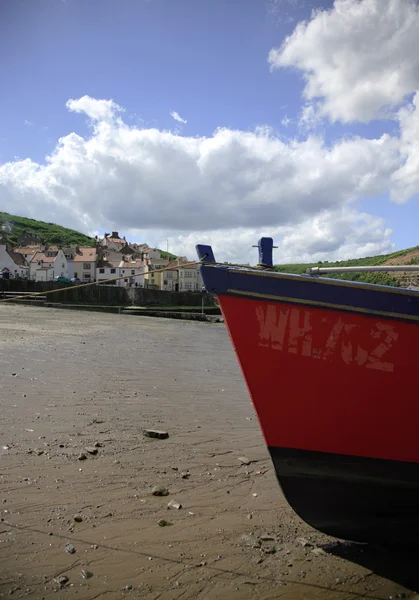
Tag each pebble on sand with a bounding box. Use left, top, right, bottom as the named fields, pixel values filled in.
left=81, top=569, right=93, bottom=579
left=85, top=447, right=99, bottom=455
left=143, top=429, right=169, bottom=440
left=238, top=456, right=251, bottom=465
left=152, top=486, right=170, bottom=496
left=78, top=452, right=87, bottom=461
left=158, top=519, right=172, bottom=527
left=55, top=575, right=69, bottom=588
left=74, top=515, right=83, bottom=523
left=65, top=543, right=76, bottom=554
left=167, top=499, right=182, bottom=510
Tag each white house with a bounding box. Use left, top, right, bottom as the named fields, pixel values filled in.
left=119, top=258, right=144, bottom=287
left=29, top=249, right=68, bottom=281
left=96, top=257, right=145, bottom=287
left=96, top=258, right=121, bottom=285
left=0, top=244, right=29, bottom=279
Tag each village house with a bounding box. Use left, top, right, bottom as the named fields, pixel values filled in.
left=96, top=258, right=120, bottom=284
left=143, top=248, right=161, bottom=261
left=62, top=244, right=79, bottom=279
left=0, top=244, right=29, bottom=279
left=96, top=255, right=144, bottom=287
left=178, top=262, right=203, bottom=292
left=14, top=245, right=43, bottom=264
left=159, top=260, right=179, bottom=291
left=119, top=257, right=144, bottom=287
left=29, top=248, right=68, bottom=281
left=143, top=259, right=170, bottom=289
left=72, top=247, right=97, bottom=282
left=101, top=232, right=128, bottom=251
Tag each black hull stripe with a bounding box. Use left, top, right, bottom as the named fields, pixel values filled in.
left=268, top=447, right=419, bottom=543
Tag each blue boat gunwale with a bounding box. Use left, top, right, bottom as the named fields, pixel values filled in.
left=199, top=262, right=419, bottom=324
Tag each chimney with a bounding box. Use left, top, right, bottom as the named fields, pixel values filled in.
left=112, top=231, right=119, bottom=239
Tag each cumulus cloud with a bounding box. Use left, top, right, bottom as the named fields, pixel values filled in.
left=157, top=209, right=394, bottom=265
left=391, top=91, right=419, bottom=203
left=0, top=95, right=406, bottom=263
left=170, top=111, right=187, bottom=124
left=269, top=0, right=419, bottom=124
left=66, top=95, right=124, bottom=122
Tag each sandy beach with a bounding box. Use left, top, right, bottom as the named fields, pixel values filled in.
left=0, top=305, right=417, bottom=600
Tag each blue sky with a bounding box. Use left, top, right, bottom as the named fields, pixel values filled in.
left=1, top=0, right=419, bottom=263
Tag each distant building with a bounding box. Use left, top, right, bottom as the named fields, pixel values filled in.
left=0, top=244, right=29, bottom=279
left=72, top=247, right=97, bottom=282
left=29, top=249, right=68, bottom=282
left=16, top=231, right=41, bottom=246
left=178, top=262, right=202, bottom=292
left=1, top=221, right=13, bottom=234
left=119, top=257, right=144, bottom=287
left=96, top=258, right=120, bottom=285
left=14, top=245, right=43, bottom=264
left=101, top=232, right=128, bottom=251
left=96, top=255, right=145, bottom=287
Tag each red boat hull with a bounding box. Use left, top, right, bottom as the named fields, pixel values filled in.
left=217, top=293, right=419, bottom=542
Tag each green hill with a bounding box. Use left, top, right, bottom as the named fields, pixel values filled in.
left=0, top=212, right=177, bottom=259
left=0, top=211, right=95, bottom=247
left=275, top=246, right=419, bottom=288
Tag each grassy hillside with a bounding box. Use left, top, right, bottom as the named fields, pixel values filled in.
left=0, top=212, right=95, bottom=247
left=0, top=212, right=178, bottom=259
left=275, top=246, right=419, bottom=288
left=159, top=250, right=178, bottom=261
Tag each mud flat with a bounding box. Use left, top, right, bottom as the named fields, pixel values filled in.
left=0, top=305, right=417, bottom=600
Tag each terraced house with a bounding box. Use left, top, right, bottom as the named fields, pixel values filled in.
left=72, top=247, right=97, bottom=282
left=29, top=248, right=68, bottom=281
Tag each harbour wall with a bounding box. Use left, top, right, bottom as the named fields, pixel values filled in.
left=0, top=279, right=216, bottom=307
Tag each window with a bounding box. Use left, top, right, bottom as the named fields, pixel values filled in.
left=83, top=263, right=91, bottom=269
left=131, top=270, right=135, bottom=275
left=74, top=272, right=78, bottom=278
left=83, top=274, right=91, bottom=281
left=99, top=268, right=105, bottom=274
left=62, top=264, right=65, bottom=268
left=110, top=268, right=116, bottom=274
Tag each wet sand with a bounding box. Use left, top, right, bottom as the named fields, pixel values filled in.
left=0, top=305, right=417, bottom=600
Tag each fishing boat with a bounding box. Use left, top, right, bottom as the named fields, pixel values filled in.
left=196, top=238, right=419, bottom=544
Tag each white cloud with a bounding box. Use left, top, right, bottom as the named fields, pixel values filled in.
left=66, top=95, right=124, bottom=122
left=24, top=120, right=33, bottom=127
left=157, top=208, right=394, bottom=265
left=280, top=116, right=292, bottom=127
left=268, top=0, right=419, bottom=124
left=0, top=95, right=405, bottom=263
left=391, top=91, right=419, bottom=203
left=170, top=111, right=187, bottom=124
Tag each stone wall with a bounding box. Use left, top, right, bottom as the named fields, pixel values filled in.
left=0, top=279, right=216, bottom=307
